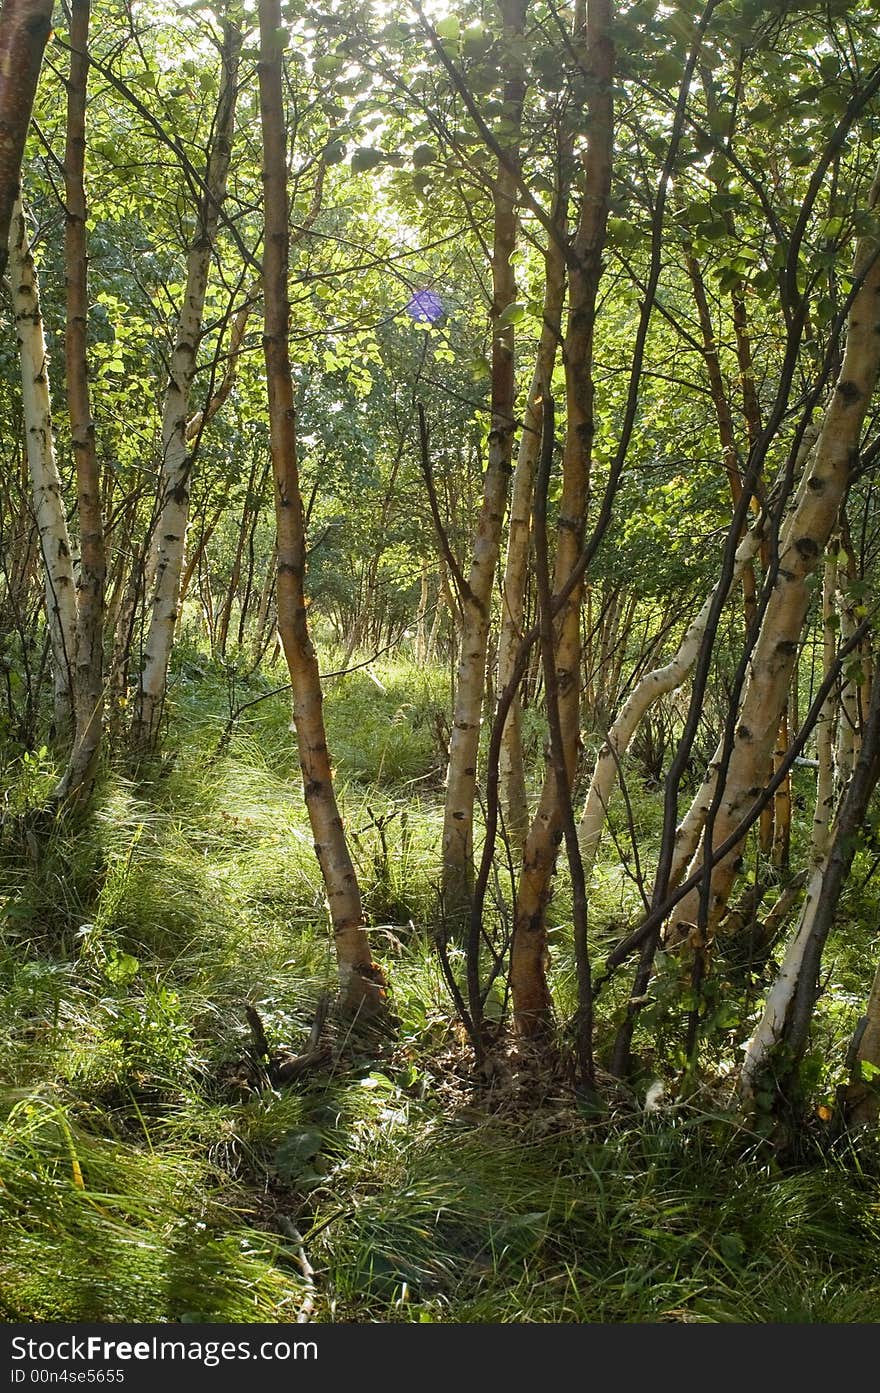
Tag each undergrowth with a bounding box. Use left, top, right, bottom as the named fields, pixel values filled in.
left=1, top=652, right=879, bottom=1322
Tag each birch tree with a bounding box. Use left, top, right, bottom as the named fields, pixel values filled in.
left=440, top=0, right=527, bottom=931
left=510, top=0, right=614, bottom=1036
left=131, top=20, right=242, bottom=754
left=8, top=201, right=77, bottom=736
left=668, top=164, right=880, bottom=947
left=0, top=0, right=53, bottom=281
left=257, top=0, right=384, bottom=1016
left=55, top=0, right=104, bottom=803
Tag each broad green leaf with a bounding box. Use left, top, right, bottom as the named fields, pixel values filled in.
left=350, top=147, right=384, bottom=173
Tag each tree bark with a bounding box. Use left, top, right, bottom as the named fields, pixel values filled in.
left=251, top=543, right=276, bottom=665
left=415, top=556, right=429, bottom=665
left=740, top=655, right=880, bottom=1105
left=9, top=200, right=77, bottom=737
left=842, top=960, right=880, bottom=1128
left=669, top=167, right=880, bottom=944
left=0, top=0, right=53, bottom=282
left=771, top=707, right=791, bottom=869
left=834, top=525, right=861, bottom=790
left=576, top=524, right=763, bottom=882
left=497, top=217, right=566, bottom=858
left=55, top=0, right=105, bottom=805
left=440, top=0, right=527, bottom=932
left=685, top=247, right=758, bottom=626
left=131, top=22, right=241, bottom=753
left=258, top=0, right=383, bottom=1015
left=510, top=0, right=614, bottom=1037
left=217, top=458, right=257, bottom=657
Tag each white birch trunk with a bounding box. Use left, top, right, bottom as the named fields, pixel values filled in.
left=812, top=547, right=839, bottom=857
left=577, top=524, right=763, bottom=880
left=834, top=578, right=859, bottom=791
left=496, top=229, right=566, bottom=855
left=844, top=961, right=880, bottom=1127
left=739, top=860, right=825, bottom=1101
left=669, top=168, right=880, bottom=943
left=132, top=28, right=240, bottom=751
left=9, top=200, right=77, bottom=734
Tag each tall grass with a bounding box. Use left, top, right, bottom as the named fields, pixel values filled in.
left=1, top=651, right=879, bottom=1322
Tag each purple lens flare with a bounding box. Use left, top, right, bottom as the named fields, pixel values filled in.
left=406, top=289, right=444, bottom=323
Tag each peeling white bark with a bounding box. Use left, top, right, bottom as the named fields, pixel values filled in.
left=577, top=523, right=763, bottom=880
left=739, top=861, right=824, bottom=1101
left=9, top=200, right=76, bottom=733
left=670, top=166, right=880, bottom=943
left=133, top=28, right=240, bottom=751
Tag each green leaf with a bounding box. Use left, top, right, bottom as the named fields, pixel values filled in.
left=716, top=1233, right=746, bottom=1264
left=103, top=951, right=140, bottom=985
left=412, top=170, right=432, bottom=197
left=350, top=147, right=384, bottom=173
left=467, top=355, right=491, bottom=381
left=274, top=1128, right=323, bottom=1181
left=607, top=217, right=640, bottom=248
left=435, top=16, right=460, bottom=42
left=654, top=53, right=683, bottom=88
left=818, top=216, right=845, bottom=242
left=496, top=301, right=526, bottom=327
left=412, top=144, right=436, bottom=169
left=702, top=218, right=729, bottom=241
left=844, top=659, right=865, bottom=687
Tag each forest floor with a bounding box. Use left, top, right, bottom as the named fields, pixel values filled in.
left=2, top=643, right=880, bottom=1322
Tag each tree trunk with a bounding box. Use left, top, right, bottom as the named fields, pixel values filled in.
left=497, top=219, right=567, bottom=858
left=131, top=23, right=241, bottom=753
left=55, top=0, right=105, bottom=805
left=685, top=247, right=758, bottom=626
left=842, top=960, right=880, bottom=1129
left=106, top=542, right=145, bottom=737
left=510, top=0, right=614, bottom=1037
left=217, top=460, right=257, bottom=657
left=251, top=545, right=276, bottom=665
left=237, top=457, right=270, bottom=647
left=258, top=0, right=383, bottom=1016
left=426, top=565, right=445, bottom=664
left=440, top=0, right=527, bottom=932
left=0, top=0, right=53, bottom=282
left=834, top=526, right=861, bottom=790
left=415, top=556, right=429, bottom=665
left=739, top=655, right=880, bottom=1106
left=771, top=707, right=791, bottom=870
left=9, top=200, right=77, bottom=737
left=812, top=546, right=839, bottom=856
left=668, top=168, right=880, bottom=944
left=577, top=524, right=763, bottom=881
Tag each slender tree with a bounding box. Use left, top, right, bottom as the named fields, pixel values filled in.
left=497, top=194, right=567, bottom=857
left=668, top=164, right=880, bottom=945
left=131, top=19, right=242, bottom=754
left=55, top=0, right=104, bottom=803
left=510, top=0, right=614, bottom=1037
left=0, top=0, right=53, bottom=282
left=440, top=0, right=528, bottom=932
left=9, top=200, right=77, bottom=736
left=257, top=0, right=384, bottom=1015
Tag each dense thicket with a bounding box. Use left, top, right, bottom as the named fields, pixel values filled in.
left=3, top=0, right=880, bottom=1324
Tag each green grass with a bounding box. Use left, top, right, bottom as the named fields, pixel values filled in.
left=1, top=650, right=879, bottom=1322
